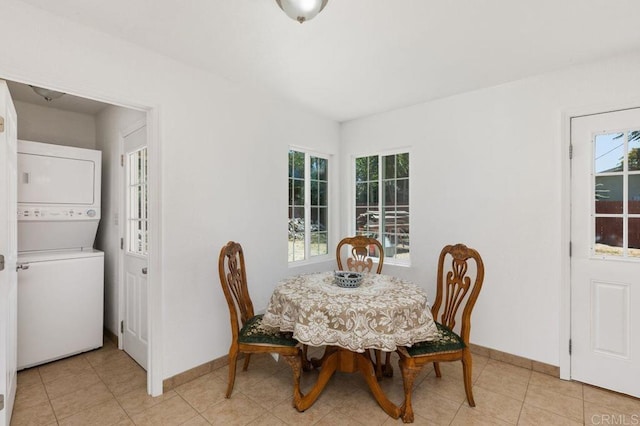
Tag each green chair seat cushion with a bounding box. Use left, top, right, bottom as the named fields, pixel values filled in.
left=238, top=314, right=298, bottom=347
left=406, top=322, right=466, bottom=356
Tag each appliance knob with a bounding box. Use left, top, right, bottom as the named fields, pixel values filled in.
left=87, top=209, right=96, bottom=218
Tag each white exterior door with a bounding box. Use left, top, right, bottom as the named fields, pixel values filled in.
left=571, top=109, right=640, bottom=397
left=0, top=80, right=18, bottom=426
left=122, top=125, right=148, bottom=370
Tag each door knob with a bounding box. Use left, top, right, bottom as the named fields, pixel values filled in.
left=16, top=263, right=29, bottom=271
left=142, top=267, right=147, bottom=275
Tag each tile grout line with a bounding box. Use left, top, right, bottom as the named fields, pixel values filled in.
left=514, top=369, right=533, bottom=425
left=172, top=384, right=213, bottom=426
left=35, top=366, right=62, bottom=426
left=83, top=350, right=138, bottom=425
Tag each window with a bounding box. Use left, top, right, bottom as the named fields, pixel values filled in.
left=127, top=147, right=148, bottom=255
left=355, top=152, right=409, bottom=263
left=593, top=130, right=640, bottom=258
left=288, top=149, right=329, bottom=262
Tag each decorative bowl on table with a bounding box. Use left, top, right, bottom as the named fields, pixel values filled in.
left=334, top=271, right=363, bottom=288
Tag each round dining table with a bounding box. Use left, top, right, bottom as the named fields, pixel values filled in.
left=262, top=271, right=437, bottom=418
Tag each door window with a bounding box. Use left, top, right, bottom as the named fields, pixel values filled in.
left=593, top=131, right=640, bottom=258
left=127, top=147, right=148, bottom=256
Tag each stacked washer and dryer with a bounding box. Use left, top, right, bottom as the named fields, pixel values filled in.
left=16, top=140, right=104, bottom=370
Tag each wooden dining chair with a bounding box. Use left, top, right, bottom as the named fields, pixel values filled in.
left=336, top=235, right=384, bottom=274
left=397, top=243, right=485, bottom=423
left=218, top=241, right=303, bottom=405
left=334, top=235, right=391, bottom=377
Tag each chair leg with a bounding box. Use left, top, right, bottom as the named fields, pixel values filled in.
left=399, top=359, right=421, bottom=423
left=375, top=350, right=383, bottom=380
left=242, top=353, right=252, bottom=371
left=383, top=351, right=393, bottom=377
left=461, top=349, right=475, bottom=407
left=301, top=344, right=312, bottom=371
left=282, top=353, right=304, bottom=408
left=226, top=346, right=239, bottom=398
left=433, top=361, right=442, bottom=377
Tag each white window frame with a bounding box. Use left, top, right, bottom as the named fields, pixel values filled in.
left=352, top=148, right=411, bottom=267
left=126, top=146, right=148, bottom=257
left=288, top=147, right=331, bottom=265
left=592, top=129, right=640, bottom=260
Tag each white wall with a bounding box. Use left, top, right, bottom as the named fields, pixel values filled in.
left=14, top=100, right=96, bottom=148
left=341, top=51, right=640, bottom=366
left=0, top=0, right=340, bottom=380
left=95, top=105, right=146, bottom=335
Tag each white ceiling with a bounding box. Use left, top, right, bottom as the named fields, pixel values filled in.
left=15, top=0, right=640, bottom=122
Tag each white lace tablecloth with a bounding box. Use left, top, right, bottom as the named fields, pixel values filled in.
left=262, top=272, right=437, bottom=353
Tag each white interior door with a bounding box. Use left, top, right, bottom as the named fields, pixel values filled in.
left=0, top=80, right=18, bottom=426
left=122, top=125, right=148, bottom=370
left=571, top=108, right=640, bottom=397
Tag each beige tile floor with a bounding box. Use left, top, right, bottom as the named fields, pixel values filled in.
left=11, top=341, right=640, bottom=425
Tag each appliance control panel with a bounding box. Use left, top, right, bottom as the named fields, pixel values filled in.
left=17, top=206, right=101, bottom=221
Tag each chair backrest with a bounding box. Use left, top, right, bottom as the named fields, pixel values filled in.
left=431, top=244, right=484, bottom=344
left=336, top=235, right=384, bottom=274
left=218, top=241, right=255, bottom=340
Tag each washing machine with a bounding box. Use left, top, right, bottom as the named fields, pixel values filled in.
left=16, top=140, right=104, bottom=369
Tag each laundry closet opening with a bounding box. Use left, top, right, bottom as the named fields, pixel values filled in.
left=6, top=80, right=150, bottom=374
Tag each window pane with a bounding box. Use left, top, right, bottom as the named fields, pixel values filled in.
left=293, top=179, right=304, bottom=205
left=317, top=207, right=327, bottom=230
left=356, top=183, right=367, bottom=206
left=293, top=207, right=304, bottom=221
left=355, top=157, right=368, bottom=182
left=397, top=153, right=409, bottom=178
left=629, top=218, right=640, bottom=258
left=288, top=150, right=294, bottom=176
left=292, top=151, right=304, bottom=178
left=595, top=217, right=623, bottom=256
left=310, top=157, right=318, bottom=180
left=397, top=178, right=409, bottom=205
left=384, top=181, right=396, bottom=206
left=384, top=155, right=396, bottom=179
left=368, top=182, right=378, bottom=205
left=318, top=182, right=328, bottom=206
left=629, top=131, right=640, bottom=172
left=288, top=179, right=293, bottom=205
left=396, top=233, right=410, bottom=260
left=310, top=181, right=319, bottom=205
left=595, top=133, right=624, bottom=173
left=629, top=174, right=640, bottom=214
left=144, top=220, right=149, bottom=254
left=355, top=208, right=368, bottom=232
left=595, top=175, right=623, bottom=214
left=289, top=206, right=305, bottom=262
left=398, top=209, right=409, bottom=234
left=310, top=232, right=328, bottom=256
left=356, top=208, right=379, bottom=235
left=368, top=156, right=378, bottom=180
left=317, top=157, right=328, bottom=181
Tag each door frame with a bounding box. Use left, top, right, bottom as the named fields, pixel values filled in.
left=561, top=99, right=640, bottom=381
left=0, top=73, right=164, bottom=396
left=118, top=119, right=148, bottom=368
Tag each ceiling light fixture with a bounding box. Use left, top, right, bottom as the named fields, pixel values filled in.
left=276, top=0, right=328, bottom=24
left=29, top=85, right=65, bottom=102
